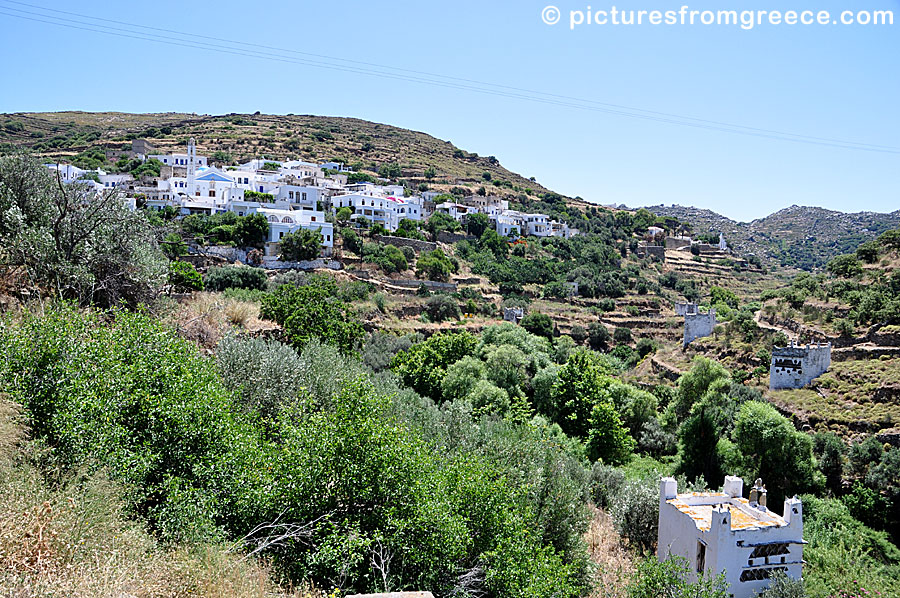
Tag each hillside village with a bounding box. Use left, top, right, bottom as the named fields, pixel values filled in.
left=1, top=113, right=900, bottom=598
left=47, top=138, right=577, bottom=258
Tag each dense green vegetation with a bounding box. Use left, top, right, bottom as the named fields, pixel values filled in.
left=2, top=146, right=899, bottom=597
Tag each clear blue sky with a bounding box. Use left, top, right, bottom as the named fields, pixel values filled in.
left=1, top=0, right=897, bottom=221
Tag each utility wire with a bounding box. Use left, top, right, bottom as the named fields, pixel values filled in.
left=3, top=0, right=897, bottom=151
left=1, top=0, right=897, bottom=154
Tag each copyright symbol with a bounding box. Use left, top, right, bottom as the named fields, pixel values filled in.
left=542, top=5, right=561, bottom=25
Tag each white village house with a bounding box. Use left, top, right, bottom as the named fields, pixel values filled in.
left=658, top=476, right=804, bottom=598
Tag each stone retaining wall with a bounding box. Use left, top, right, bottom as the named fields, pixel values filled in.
left=372, top=235, right=437, bottom=252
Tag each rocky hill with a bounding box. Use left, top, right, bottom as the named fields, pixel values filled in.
left=646, top=204, right=900, bottom=271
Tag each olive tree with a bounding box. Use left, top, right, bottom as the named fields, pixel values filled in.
left=0, top=153, right=166, bottom=307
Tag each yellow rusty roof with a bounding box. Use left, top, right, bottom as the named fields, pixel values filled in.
left=667, top=494, right=786, bottom=531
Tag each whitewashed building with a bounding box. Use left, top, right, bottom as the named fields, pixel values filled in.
left=658, top=476, right=804, bottom=598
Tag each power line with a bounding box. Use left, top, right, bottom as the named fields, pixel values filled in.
left=7, top=0, right=897, bottom=153
left=1, top=0, right=897, bottom=154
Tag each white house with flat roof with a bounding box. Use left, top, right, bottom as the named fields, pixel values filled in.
left=45, top=163, right=85, bottom=183
left=658, top=476, right=804, bottom=598
left=149, top=151, right=207, bottom=168
left=332, top=193, right=414, bottom=231
left=275, top=185, right=324, bottom=210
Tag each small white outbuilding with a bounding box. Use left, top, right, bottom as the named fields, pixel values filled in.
left=657, top=476, right=804, bottom=598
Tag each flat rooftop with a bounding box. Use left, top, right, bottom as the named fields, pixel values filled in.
left=668, top=492, right=787, bottom=532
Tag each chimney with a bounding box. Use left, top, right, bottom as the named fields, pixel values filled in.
left=723, top=475, right=743, bottom=498
left=660, top=477, right=677, bottom=501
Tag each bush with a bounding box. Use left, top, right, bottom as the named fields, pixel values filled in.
left=278, top=227, right=322, bottom=261
left=416, top=248, right=454, bottom=281
left=827, top=254, right=864, bottom=278
left=390, top=331, right=477, bottom=401
left=216, top=335, right=304, bottom=420
left=233, top=212, right=269, bottom=248
left=627, top=556, right=728, bottom=598
left=425, top=294, right=461, bottom=322
left=360, top=332, right=419, bottom=373
left=521, top=312, right=554, bottom=339
left=168, top=260, right=203, bottom=292
left=342, top=227, right=363, bottom=255
left=205, top=265, right=268, bottom=292
left=589, top=462, right=625, bottom=509
left=543, top=281, right=570, bottom=298
left=587, top=401, right=635, bottom=465
left=0, top=300, right=591, bottom=598
left=730, top=401, right=821, bottom=506
left=613, top=327, right=632, bottom=344
left=0, top=305, right=257, bottom=542
left=569, top=325, right=587, bottom=345
left=635, top=337, right=658, bottom=358
left=260, top=280, right=365, bottom=355
left=758, top=571, right=807, bottom=598
left=610, top=477, right=660, bottom=554
left=588, top=322, right=611, bottom=350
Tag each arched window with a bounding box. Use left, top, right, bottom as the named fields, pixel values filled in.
left=268, top=216, right=278, bottom=223
left=282, top=217, right=294, bottom=224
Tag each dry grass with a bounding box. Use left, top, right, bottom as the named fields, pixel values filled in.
left=0, top=397, right=318, bottom=598
left=224, top=300, right=260, bottom=326
left=585, top=506, right=634, bottom=598
left=0, top=396, right=24, bottom=464
left=166, top=292, right=270, bottom=349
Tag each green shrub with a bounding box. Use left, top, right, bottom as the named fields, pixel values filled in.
left=521, top=312, right=554, bottom=339
left=278, top=227, right=322, bottom=261
left=610, top=477, right=660, bottom=554
left=168, top=260, right=203, bottom=292
left=588, top=322, right=611, bottom=350
left=425, top=293, right=461, bottom=322
left=416, top=248, right=454, bottom=281
left=613, top=326, right=632, bottom=344
left=260, top=281, right=364, bottom=355
left=543, top=281, right=570, bottom=298
left=216, top=335, right=304, bottom=420
left=205, top=265, right=268, bottom=292
left=758, top=571, right=806, bottom=598
left=0, top=305, right=257, bottom=542
left=627, top=556, right=728, bottom=598
left=391, top=332, right=477, bottom=401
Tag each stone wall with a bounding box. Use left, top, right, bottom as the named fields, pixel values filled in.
left=189, top=245, right=249, bottom=264
left=262, top=257, right=343, bottom=271
left=665, top=236, right=692, bottom=250
left=437, top=231, right=477, bottom=244
left=636, top=244, right=666, bottom=261
left=683, top=309, right=716, bottom=346
left=391, top=279, right=457, bottom=292
left=769, top=342, right=832, bottom=390
left=372, top=235, right=437, bottom=252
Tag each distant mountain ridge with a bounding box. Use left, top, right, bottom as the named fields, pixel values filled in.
left=645, top=204, right=900, bottom=271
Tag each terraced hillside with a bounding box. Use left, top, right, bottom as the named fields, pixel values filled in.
left=647, top=203, right=900, bottom=271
